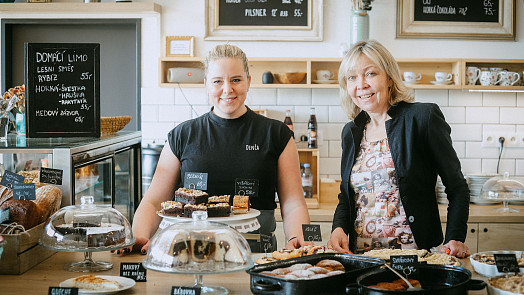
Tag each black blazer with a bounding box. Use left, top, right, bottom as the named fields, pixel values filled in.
left=332, top=101, right=470, bottom=251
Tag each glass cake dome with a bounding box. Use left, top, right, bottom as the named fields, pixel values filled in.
left=480, top=172, right=524, bottom=213
left=39, top=196, right=135, bottom=272
left=143, top=211, right=253, bottom=295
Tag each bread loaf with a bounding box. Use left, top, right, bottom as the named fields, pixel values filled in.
left=34, top=185, right=62, bottom=223
left=0, top=186, right=13, bottom=207
left=0, top=199, right=41, bottom=230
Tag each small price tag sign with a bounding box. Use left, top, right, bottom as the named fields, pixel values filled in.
left=260, top=233, right=273, bottom=253
left=0, top=208, right=9, bottom=224
left=235, top=178, right=259, bottom=199
left=171, top=286, right=201, bottom=295
left=13, top=183, right=36, bottom=200
left=390, top=255, right=419, bottom=274
left=120, top=262, right=147, bottom=282
left=40, top=167, right=63, bottom=185
left=184, top=172, right=208, bottom=191
left=494, top=253, right=520, bottom=273
left=0, top=170, right=24, bottom=189
left=302, top=224, right=322, bottom=242
left=48, top=287, right=79, bottom=295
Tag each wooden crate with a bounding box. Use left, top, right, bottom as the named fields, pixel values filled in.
left=320, top=180, right=341, bottom=204
left=0, top=223, right=56, bottom=274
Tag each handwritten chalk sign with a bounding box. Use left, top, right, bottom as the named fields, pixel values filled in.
left=414, top=0, right=499, bottom=23
left=184, top=172, right=208, bottom=191
left=0, top=170, right=24, bottom=189
left=13, top=183, right=36, bottom=200
left=171, top=286, right=201, bottom=295
left=25, top=43, right=100, bottom=138
left=40, top=167, right=63, bottom=185
left=390, top=255, right=419, bottom=274
left=302, top=224, right=321, bottom=242
left=235, top=178, right=259, bottom=199
left=218, top=0, right=309, bottom=27
left=0, top=208, right=9, bottom=224
left=494, top=253, right=520, bottom=273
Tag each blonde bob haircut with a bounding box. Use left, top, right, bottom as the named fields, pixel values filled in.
left=203, top=44, right=250, bottom=78
left=338, top=39, right=414, bottom=120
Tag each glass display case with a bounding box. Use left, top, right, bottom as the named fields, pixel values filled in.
left=0, top=131, right=141, bottom=222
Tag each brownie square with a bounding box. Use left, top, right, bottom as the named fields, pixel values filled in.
left=161, top=201, right=184, bottom=217
left=183, top=203, right=207, bottom=218
left=207, top=203, right=231, bottom=217
left=175, top=188, right=209, bottom=204
left=208, top=195, right=231, bottom=205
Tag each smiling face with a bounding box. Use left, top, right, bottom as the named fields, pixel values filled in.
left=345, top=54, right=392, bottom=116
left=205, top=57, right=251, bottom=119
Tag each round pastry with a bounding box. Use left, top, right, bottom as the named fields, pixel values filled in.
left=310, top=273, right=328, bottom=279
left=308, top=266, right=330, bottom=274
left=287, top=263, right=313, bottom=271
left=256, top=256, right=277, bottom=265
left=325, top=270, right=345, bottom=277
left=289, top=269, right=315, bottom=278
left=272, top=248, right=302, bottom=260
left=270, top=267, right=291, bottom=276
left=315, top=259, right=345, bottom=272
left=282, top=273, right=299, bottom=280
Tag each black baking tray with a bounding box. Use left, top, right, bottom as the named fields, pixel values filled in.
left=248, top=253, right=385, bottom=295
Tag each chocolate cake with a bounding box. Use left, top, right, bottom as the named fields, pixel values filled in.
left=183, top=203, right=207, bottom=218
left=207, top=203, right=231, bottom=217
left=161, top=201, right=184, bottom=217
left=174, top=188, right=209, bottom=204
left=190, top=232, right=216, bottom=263
left=55, top=223, right=126, bottom=248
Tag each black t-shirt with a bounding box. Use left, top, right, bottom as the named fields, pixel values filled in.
left=168, top=107, right=293, bottom=210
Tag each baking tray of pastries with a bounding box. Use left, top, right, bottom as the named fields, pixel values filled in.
left=471, top=251, right=524, bottom=277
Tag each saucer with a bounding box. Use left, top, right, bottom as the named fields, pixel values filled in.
left=430, top=80, right=453, bottom=85
left=313, top=80, right=337, bottom=84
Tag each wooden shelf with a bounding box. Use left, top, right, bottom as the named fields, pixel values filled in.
left=298, top=147, right=320, bottom=209
left=159, top=57, right=524, bottom=91
left=0, top=3, right=161, bottom=14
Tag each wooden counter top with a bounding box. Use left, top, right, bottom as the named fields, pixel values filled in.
left=276, top=203, right=524, bottom=223
left=0, top=251, right=491, bottom=295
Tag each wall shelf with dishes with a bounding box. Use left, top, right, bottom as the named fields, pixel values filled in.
left=159, top=57, right=524, bottom=91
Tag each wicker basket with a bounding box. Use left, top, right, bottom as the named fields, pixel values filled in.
left=100, top=116, right=132, bottom=134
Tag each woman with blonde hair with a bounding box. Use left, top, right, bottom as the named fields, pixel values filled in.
left=328, top=40, right=470, bottom=258
left=126, top=44, right=310, bottom=254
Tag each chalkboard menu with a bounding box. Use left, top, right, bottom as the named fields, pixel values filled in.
left=218, top=0, right=309, bottom=27
left=25, top=43, right=100, bottom=138
left=414, top=0, right=499, bottom=23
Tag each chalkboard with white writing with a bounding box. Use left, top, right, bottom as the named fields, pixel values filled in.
left=218, top=0, right=309, bottom=27
left=25, top=43, right=100, bottom=138
left=414, top=0, right=499, bottom=23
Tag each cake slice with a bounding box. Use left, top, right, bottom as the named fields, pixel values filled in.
left=72, top=274, right=119, bottom=290
left=232, top=195, right=250, bottom=214
left=208, top=195, right=230, bottom=204
left=183, top=203, right=207, bottom=218
left=174, top=188, right=208, bottom=204
left=207, top=203, right=231, bottom=217
left=160, top=201, right=184, bottom=217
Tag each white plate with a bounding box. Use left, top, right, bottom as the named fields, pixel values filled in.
left=470, top=198, right=502, bottom=205
left=470, top=251, right=524, bottom=277
left=430, top=80, right=453, bottom=85
left=59, top=276, right=136, bottom=294
left=158, top=208, right=261, bottom=222
left=313, top=80, right=337, bottom=84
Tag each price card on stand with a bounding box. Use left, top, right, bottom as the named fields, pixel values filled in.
left=48, top=287, right=78, bottom=295
left=120, top=262, right=147, bottom=282
left=390, top=255, right=419, bottom=274
left=171, top=286, right=201, bottom=295
left=40, top=167, right=63, bottom=185
left=13, top=183, right=36, bottom=200
left=0, top=170, right=24, bottom=189
left=184, top=172, right=208, bottom=191
left=302, top=224, right=322, bottom=242
left=494, top=253, right=520, bottom=273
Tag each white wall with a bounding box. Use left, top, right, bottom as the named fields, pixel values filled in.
left=139, top=0, right=524, bottom=178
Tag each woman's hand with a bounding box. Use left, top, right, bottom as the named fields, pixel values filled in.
left=112, top=236, right=151, bottom=256
left=442, top=240, right=470, bottom=258
left=327, top=227, right=351, bottom=254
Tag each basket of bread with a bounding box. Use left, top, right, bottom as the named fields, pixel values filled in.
left=100, top=116, right=132, bottom=134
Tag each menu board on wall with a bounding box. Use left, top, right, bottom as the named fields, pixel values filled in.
left=217, top=0, right=309, bottom=27
left=414, top=0, right=499, bottom=23
left=25, top=43, right=100, bottom=138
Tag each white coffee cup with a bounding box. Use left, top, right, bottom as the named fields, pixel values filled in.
left=498, top=71, right=521, bottom=86
left=466, top=67, right=481, bottom=85
left=316, top=70, right=335, bottom=81
left=403, top=72, right=421, bottom=83
left=479, top=70, right=499, bottom=86
left=435, top=72, right=452, bottom=82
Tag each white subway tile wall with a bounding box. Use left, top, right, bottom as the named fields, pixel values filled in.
left=141, top=88, right=524, bottom=177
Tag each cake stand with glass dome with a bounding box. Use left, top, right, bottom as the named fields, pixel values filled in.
left=39, top=196, right=135, bottom=272
left=143, top=211, right=254, bottom=295
left=480, top=172, right=524, bottom=213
